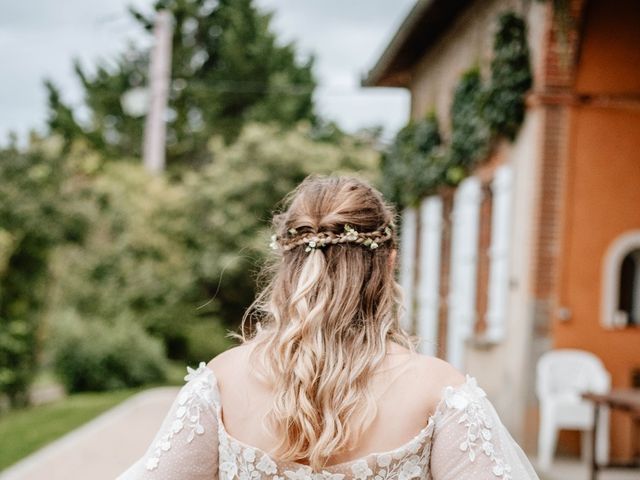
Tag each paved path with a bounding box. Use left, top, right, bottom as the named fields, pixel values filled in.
left=0, top=387, right=179, bottom=480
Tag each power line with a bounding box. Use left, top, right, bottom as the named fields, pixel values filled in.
left=185, top=82, right=404, bottom=96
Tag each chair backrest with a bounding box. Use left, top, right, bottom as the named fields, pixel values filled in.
left=536, top=349, right=611, bottom=399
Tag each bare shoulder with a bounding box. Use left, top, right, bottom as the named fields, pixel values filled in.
left=206, top=342, right=465, bottom=416
left=414, top=355, right=465, bottom=415
left=412, top=353, right=466, bottom=389
left=206, top=342, right=254, bottom=377
left=387, top=345, right=466, bottom=413
left=386, top=342, right=465, bottom=387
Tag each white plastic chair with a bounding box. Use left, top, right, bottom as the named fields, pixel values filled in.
left=536, top=349, right=611, bottom=471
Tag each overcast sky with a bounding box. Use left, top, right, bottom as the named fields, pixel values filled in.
left=0, top=0, right=415, bottom=146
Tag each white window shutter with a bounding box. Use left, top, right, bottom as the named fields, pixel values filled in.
left=447, top=176, right=481, bottom=370
left=399, top=207, right=418, bottom=332
left=485, top=164, right=513, bottom=342
left=416, top=195, right=443, bottom=356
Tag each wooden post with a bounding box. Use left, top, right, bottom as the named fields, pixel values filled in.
left=143, top=10, right=173, bottom=174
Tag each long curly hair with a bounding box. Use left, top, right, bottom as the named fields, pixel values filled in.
left=235, top=175, right=417, bottom=469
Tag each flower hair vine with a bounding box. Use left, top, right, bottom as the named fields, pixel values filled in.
left=270, top=223, right=394, bottom=253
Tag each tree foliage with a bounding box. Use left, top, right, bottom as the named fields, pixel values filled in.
left=0, top=124, right=378, bottom=401
left=45, top=124, right=378, bottom=359
left=50, top=312, right=168, bottom=393
left=44, top=146, right=200, bottom=359
left=0, top=140, right=87, bottom=405
left=45, top=0, right=316, bottom=169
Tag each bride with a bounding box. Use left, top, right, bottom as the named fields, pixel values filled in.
left=119, top=175, right=539, bottom=479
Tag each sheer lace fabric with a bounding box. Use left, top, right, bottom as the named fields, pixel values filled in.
left=118, top=363, right=539, bottom=480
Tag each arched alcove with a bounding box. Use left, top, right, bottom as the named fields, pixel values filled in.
left=601, top=230, right=640, bottom=328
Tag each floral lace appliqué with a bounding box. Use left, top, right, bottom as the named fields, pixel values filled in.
left=442, top=376, right=512, bottom=479
left=217, top=404, right=435, bottom=480
left=157, top=364, right=514, bottom=480
left=145, top=362, right=216, bottom=471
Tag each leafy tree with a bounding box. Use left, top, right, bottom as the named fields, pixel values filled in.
left=0, top=139, right=87, bottom=405
left=45, top=0, right=316, bottom=169
left=44, top=150, right=198, bottom=359
left=43, top=124, right=378, bottom=366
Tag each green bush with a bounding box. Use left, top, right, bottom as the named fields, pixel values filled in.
left=45, top=153, right=198, bottom=359
left=183, top=321, right=237, bottom=365
left=0, top=139, right=88, bottom=405
left=1, top=123, right=378, bottom=400
left=45, top=125, right=378, bottom=362
left=50, top=313, right=167, bottom=392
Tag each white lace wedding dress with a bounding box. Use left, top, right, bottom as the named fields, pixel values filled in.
left=118, top=363, right=540, bottom=480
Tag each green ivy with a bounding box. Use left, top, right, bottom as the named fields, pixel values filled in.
left=384, top=11, right=532, bottom=209
left=380, top=113, right=442, bottom=207
left=485, top=13, right=533, bottom=139
left=449, top=68, right=491, bottom=170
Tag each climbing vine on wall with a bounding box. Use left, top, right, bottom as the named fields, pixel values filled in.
left=380, top=113, right=442, bottom=207
left=449, top=68, right=491, bottom=172
left=485, top=13, right=533, bottom=139
left=384, top=11, right=532, bottom=208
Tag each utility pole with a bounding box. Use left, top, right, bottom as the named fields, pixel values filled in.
left=143, top=10, right=173, bottom=174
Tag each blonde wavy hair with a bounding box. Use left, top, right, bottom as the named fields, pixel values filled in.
left=235, top=175, right=417, bottom=469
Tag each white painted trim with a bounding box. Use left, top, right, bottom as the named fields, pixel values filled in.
left=416, top=195, right=443, bottom=355
left=447, top=176, right=482, bottom=369
left=399, top=207, right=418, bottom=332
left=601, top=229, right=640, bottom=329
left=485, top=164, right=514, bottom=342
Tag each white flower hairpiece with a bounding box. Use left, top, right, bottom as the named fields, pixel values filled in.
left=270, top=223, right=394, bottom=253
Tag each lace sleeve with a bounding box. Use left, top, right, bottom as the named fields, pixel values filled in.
left=429, top=376, right=540, bottom=480
left=117, top=363, right=220, bottom=480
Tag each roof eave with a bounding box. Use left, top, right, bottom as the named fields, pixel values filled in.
left=362, top=0, right=472, bottom=88
left=362, top=0, right=433, bottom=88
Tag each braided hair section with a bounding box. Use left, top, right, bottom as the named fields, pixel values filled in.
left=271, top=223, right=395, bottom=252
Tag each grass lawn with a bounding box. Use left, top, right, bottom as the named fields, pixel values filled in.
left=0, top=389, right=138, bottom=471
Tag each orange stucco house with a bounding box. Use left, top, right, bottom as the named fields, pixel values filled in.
left=364, top=0, right=640, bottom=460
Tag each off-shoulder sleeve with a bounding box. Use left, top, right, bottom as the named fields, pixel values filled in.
left=429, top=376, right=540, bottom=480
left=117, top=363, right=220, bottom=480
